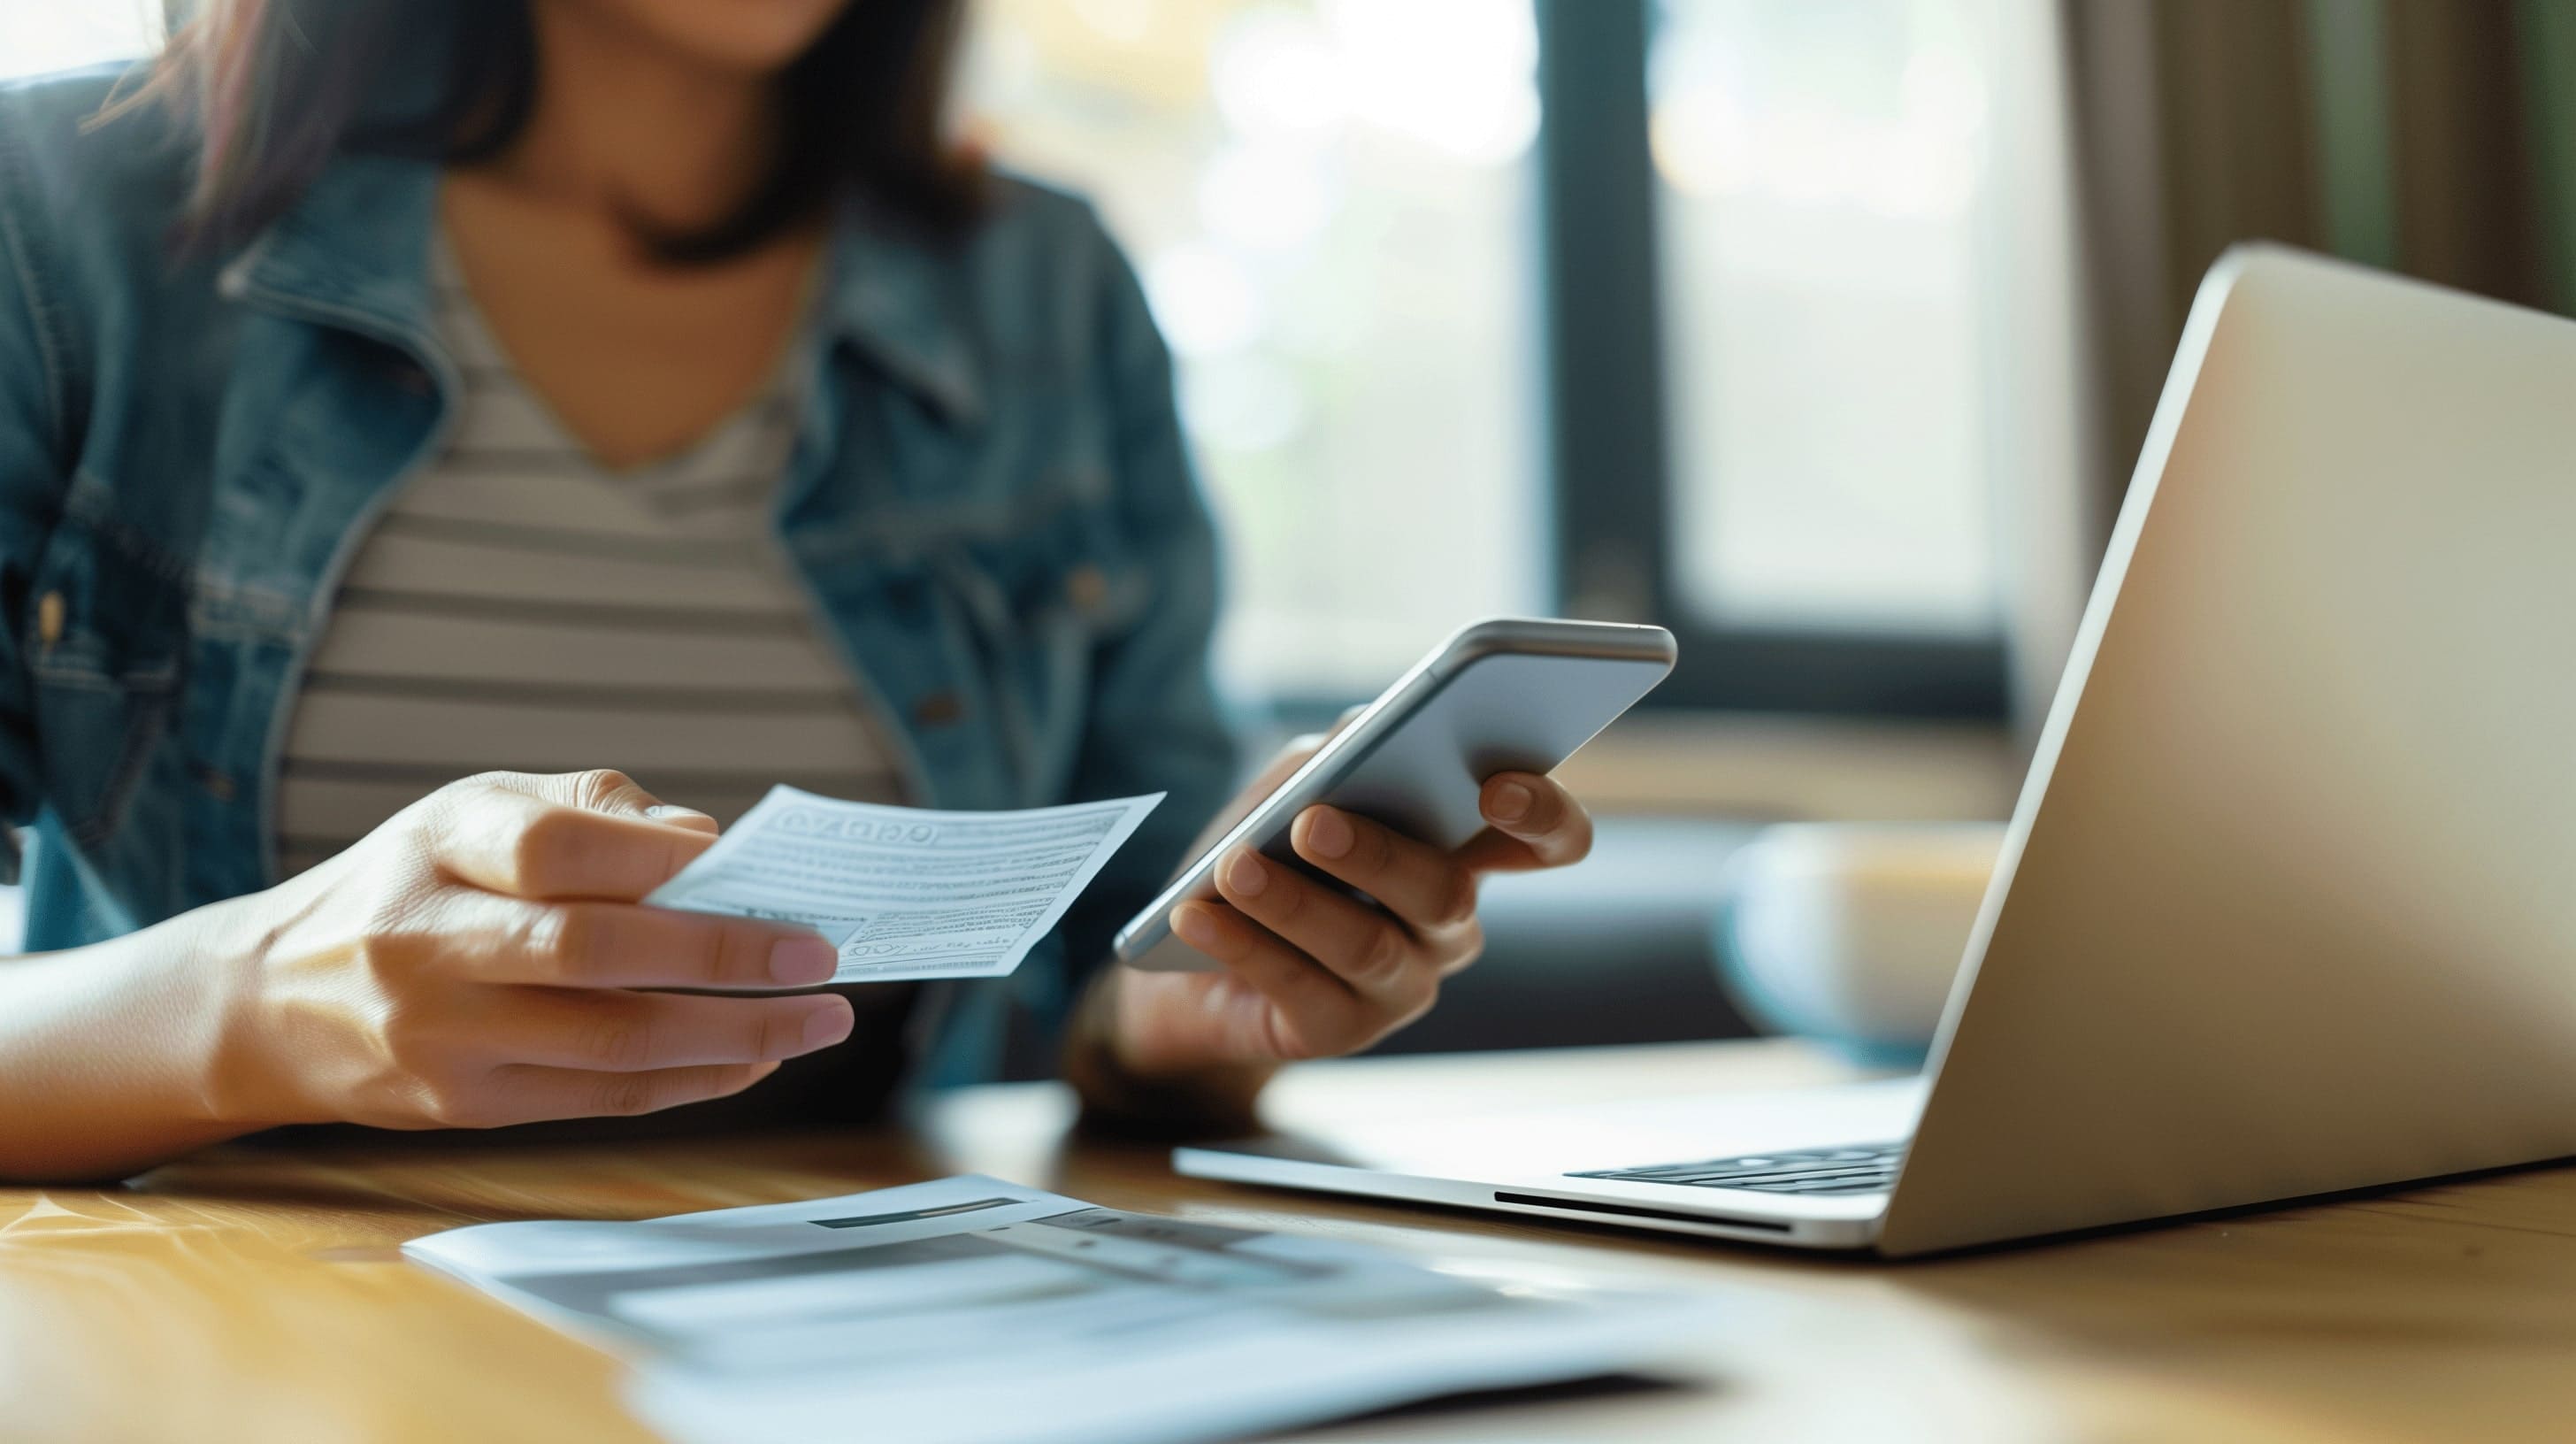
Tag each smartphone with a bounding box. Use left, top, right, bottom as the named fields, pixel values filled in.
left=1113, top=617, right=1678, bottom=972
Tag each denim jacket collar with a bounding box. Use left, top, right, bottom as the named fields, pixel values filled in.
left=214, top=154, right=445, bottom=359
left=214, top=154, right=988, bottom=426
left=820, top=201, right=987, bottom=426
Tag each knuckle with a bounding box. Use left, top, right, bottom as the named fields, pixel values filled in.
left=353, top=923, right=418, bottom=978
left=1450, top=922, right=1487, bottom=972
left=375, top=1001, right=445, bottom=1071
left=569, top=768, right=636, bottom=810
left=356, top=889, right=429, bottom=942
left=1355, top=921, right=1410, bottom=984
left=1316, top=1008, right=1376, bottom=1058
left=358, top=936, right=446, bottom=1002
left=1399, top=972, right=1441, bottom=1025
left=1192, top=909, right=1251, bottom=963
left=510, top=809, right=579, bottom=889
left=414, top=776, right=506, bottom=850
left=579, top=1011, right=654, bottom=1070
left=695, top=920, right=740, bottom=984
left=522, top=904, right=587, bottom=978
left=1258, top=1004, right=1315, bottom=1061
left=1261, top=873, right=1307, bottom=926
left=1433, top=869, right=1479, bottom=930
left=593, top=1073, right=659, bottom=1117
left=415, top=1079, right=489, bottom=1129
left=1353, top=818, right=1397, bottom=877
left=438, top=1095, right=507, bottom=1130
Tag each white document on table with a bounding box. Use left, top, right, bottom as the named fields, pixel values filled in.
left=643, top=787, right=1162, bottom=984
left=402, top=1175, right=1724, bottom=1444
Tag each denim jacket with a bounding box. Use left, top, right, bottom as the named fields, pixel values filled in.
left=0, top=68, right=1238, bottom=1086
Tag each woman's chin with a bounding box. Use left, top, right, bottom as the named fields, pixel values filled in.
left=548, top=0, right=856, bottom=77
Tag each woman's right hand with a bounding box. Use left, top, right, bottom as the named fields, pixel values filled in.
left=195, top=769, right=854, bottom=1132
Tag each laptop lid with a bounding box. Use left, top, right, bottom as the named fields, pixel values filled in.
left=1876, top=248, right=2576, bottom=1256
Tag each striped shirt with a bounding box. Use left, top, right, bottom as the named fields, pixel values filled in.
left=276, top=247, right=912, bottom=876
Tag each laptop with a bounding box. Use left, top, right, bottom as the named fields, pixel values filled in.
left=1177, top=247, right=2576, bottom=1256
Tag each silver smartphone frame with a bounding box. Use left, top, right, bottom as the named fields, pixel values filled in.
left=1112, top=617, right=1678, bottom=972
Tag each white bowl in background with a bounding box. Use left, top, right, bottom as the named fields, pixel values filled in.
left=1715, top=822, right=2005, bottom=1063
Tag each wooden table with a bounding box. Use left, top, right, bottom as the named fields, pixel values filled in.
left=4, top=1039, right=2572, bottom=1443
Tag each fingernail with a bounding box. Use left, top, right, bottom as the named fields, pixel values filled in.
left=769, top=936, right=839, bottom=985
left=1223, top=849, right=1269, bottom=899
left=1174, top=904, right=1221, bottom=949
left=1487, top=780, right=1533, bottom=823
left=802, top=1000, right=855, bottom=1051
left=1304, top=808, right=1353, bottom=861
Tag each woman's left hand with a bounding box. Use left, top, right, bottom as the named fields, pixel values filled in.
left=1069, top=741, right=1596, bottom=1118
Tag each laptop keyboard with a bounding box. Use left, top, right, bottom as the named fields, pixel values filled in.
left=1568, top=1141, right=1907, bottom=1195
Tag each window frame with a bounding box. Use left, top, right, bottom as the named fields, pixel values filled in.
left=1533, top=0, right=2010, bottom=720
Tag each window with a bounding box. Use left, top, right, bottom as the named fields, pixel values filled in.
left=981, top=0, right=2068, bottom=718
left=1541, top=0, right=2081, bottom=716
left=964, top=0, right=1547, bottom=706
left=1653, top=0, right=1999, bottom=635
left=0, top=1, right=157, bottom=81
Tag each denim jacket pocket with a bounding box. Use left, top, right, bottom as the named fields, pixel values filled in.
left=27, top=503, right=188, bottom=851
left=930, top=478, right=1148, bottom=797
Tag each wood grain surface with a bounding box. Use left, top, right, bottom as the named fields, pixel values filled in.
left=3, top=1039, right=2570, bottom=1443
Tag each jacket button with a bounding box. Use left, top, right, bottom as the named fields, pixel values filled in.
left=34, top=590, right=63, bottom=650
left=1066, top=565, right=1110, bottom=614
left=203, top=772, right=237, bottom=803
left=912, top=690, right=966, bottom=728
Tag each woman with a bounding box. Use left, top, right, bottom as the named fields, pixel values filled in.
left=0, top=0, right=1595, bottom=1181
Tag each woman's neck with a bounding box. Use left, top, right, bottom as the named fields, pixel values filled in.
left=488, top=4, right=782, bottom=233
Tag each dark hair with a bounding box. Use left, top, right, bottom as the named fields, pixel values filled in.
left=146, top=0, right=980, bottom=263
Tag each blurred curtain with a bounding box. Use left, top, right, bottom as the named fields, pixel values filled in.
left=2060, top=0, right=2576, bottom=514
